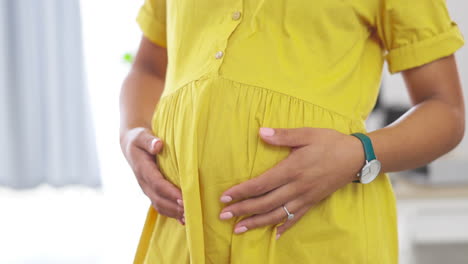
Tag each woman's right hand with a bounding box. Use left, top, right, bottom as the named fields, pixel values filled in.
left=120, top=127, right=185, bottom=225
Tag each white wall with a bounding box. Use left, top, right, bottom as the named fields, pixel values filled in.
left=445, top=0, right=468, bottom=155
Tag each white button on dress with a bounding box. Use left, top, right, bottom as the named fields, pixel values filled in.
left=215, top=51, right=224, bottom=59
left=232, top=11, right=241, bottom=21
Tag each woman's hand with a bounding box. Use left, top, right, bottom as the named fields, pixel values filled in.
left=120, top=127, right=185, bottom=225
left=218, top=127, right=365, bottom=238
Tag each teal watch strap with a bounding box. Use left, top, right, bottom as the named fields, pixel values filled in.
left=351, top=133, right=376, bottom=183
left=351, top=133, right=376, bottom=161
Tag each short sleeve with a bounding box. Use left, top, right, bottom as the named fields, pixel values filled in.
left=376, top=0, right=465, bottom=74
left=136, top=0, right=167, bottom=48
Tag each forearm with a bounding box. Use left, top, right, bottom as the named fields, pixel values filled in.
left=368, top=98, right=465, bottom=173
left=119, top=67, right=165, bottom=137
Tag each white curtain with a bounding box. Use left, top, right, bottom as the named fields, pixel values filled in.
left=0, top=0, right=101, bottom=188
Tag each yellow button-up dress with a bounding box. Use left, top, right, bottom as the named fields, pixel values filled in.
left=133, top=0, right=464, bottom=263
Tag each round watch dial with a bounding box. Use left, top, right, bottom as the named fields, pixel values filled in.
left=360, top=160, right=381, bottom=184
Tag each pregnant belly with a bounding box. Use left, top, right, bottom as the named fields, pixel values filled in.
left=151, top=75, right=364, bottom=189
left=146, top=76, right=395, bottom=263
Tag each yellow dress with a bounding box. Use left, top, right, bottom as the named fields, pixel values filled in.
left=133, top=0, right=465, bottom=263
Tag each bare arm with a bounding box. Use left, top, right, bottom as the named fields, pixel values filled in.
left=119, top=36, right=185, bottom=224
left=369, top=54, right=465, bottom=173
left=119, top=36, right=167, bottom=134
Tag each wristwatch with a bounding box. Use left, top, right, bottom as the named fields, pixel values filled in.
left=351, top=133, right=381, bottom=184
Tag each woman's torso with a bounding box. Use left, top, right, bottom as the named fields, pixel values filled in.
left=137, top=1, right=398, bottom=263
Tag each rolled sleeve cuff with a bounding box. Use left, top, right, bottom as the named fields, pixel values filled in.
left=386, top=23, right=465, bottom=74
left=136, top=6, right=167, bottom=48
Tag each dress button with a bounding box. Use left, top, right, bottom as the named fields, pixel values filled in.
left=215, top=51, right=224, bottom=59
left=232, top=11, right=241, bottom=21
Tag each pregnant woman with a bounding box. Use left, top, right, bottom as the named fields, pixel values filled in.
left=120, top=0, right=465, bottom=263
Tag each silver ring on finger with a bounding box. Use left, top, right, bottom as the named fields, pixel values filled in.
left=282, top=205, right=295, bottom=220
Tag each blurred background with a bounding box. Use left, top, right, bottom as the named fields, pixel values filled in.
left=0, top=0, right=467, bottom=263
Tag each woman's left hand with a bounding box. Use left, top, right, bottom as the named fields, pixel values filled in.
left=218, top=127, right=365, bottom=239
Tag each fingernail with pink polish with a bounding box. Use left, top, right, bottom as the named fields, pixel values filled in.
left=276, top=234, right=281, bottom=240
left=178, top=218, right=185, bottom=225
left=219, top=212, right=233, bottom=220
left=151, top=138, right=160, bottom=150
left=260, top=127, right=275, bottom=136
left=220, top=195, right=232, bottom=203
left=177, top=199, right=184, bottom=207
left=234, top=226, right=248, bottom=234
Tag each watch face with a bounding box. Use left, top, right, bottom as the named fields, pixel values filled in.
left=360, top=160, right=381, bottom=184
